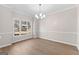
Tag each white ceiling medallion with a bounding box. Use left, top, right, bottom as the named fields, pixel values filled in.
left=35, top=4, right=46, bottom=19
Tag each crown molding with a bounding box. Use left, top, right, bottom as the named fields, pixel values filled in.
left=0, top=4, right=31, bottom=17
left=47, top=5, right=77, bottom=16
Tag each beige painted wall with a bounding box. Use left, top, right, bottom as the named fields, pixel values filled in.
left=0, top=5, right=33, bottom=48
left=39, top=7, right=77, bottom=46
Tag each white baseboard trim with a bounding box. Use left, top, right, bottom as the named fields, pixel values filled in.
left=0, top=44, right=12, bottom=48
left=13, top=36, right=32, bottom=43
left=40, top=36, right=77, bottom=47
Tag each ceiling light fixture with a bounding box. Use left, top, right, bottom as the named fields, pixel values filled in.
left=35, top=4, right=46, bottom=19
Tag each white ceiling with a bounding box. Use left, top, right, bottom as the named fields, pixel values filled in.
left=1, top=4, right=76, bottom=17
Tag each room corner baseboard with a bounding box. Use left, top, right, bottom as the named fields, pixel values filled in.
left=0, top=44, right=12, bottom=48
left=39, top=37, right=77, bottom=47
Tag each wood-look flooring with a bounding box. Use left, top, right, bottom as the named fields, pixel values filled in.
left=0, top=38, right=78, bottom=55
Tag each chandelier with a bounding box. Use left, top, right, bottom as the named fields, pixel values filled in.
left=35, top=4, right=46, bottom=19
